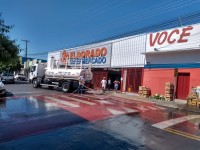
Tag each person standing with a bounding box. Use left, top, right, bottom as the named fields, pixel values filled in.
left=113, top=79, right=120, bottom=93
left=107, top=78, right=111, bottom=91
left=101, top=77, right=107, bottom=94
left=78, top=75, right=85, bottom=94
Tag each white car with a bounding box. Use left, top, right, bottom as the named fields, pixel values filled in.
left=14, top=74, right=26, bottom=81
left=0, top=79, right=6, bottom=97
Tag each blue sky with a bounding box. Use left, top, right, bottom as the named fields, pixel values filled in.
left=1, top=0, right=200, bottom=59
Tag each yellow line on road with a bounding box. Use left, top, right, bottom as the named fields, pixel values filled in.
left=164, top=128, right=200, bottom=141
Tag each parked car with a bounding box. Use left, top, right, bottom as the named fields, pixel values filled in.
left=1, top=73, right=15, bottom=83
left=0, top=79, right=6, bottom=97
left=14, top=73, right=26, bottom=81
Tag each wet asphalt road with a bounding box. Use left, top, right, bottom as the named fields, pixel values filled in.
left=0, top=81, right=200, bottom=150
left=3, top=80, right=62, bottom=96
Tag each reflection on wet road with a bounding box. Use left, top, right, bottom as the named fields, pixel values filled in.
left=0, top=93, right=200, bottom=150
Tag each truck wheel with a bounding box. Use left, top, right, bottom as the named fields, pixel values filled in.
left=33, top=79, right=39, bottom=88
left=62, top=82, right=70, bottom=93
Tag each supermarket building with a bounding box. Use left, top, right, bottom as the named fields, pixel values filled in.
left=48, top=23, right=200, bottom=100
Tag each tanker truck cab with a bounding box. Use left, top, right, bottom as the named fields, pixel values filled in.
left=29, top=63, right=46, bottom=83
left=31, top=63, right=93, bottom=93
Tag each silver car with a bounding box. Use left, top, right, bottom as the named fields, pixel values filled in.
left=1, top=73, right=15, bottom=83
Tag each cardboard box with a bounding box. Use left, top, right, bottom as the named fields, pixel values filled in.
left=139, top=86, right=144, bottom=90
left=165, top=82, right=172, bottom=86
left=165, top=94, right=173, bottom=98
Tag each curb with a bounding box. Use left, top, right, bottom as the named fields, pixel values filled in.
left=109, top=93, right=189, bottom=111
left=181, top=106, right=200, bottom=113
left=86, top=90, right=200, bottom=113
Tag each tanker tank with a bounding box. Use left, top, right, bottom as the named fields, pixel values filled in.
left=45, top=68, right=93, bottom=81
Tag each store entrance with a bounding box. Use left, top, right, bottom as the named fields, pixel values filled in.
left=108, top=69, right=121, bottom=90
left=92, top=69, right=108, bottom=89
left=125, top=68, right=143, bottom=93
left=176, top=73, right=190, bottom=100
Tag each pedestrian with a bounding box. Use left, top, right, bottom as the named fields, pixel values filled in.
left=77, top=75, right=85, bottom=94
left=107, top=78, right=111, bottom=91
left=101, top=77, right=107, bottom=94
left=113, top=79, right=120, bottom=93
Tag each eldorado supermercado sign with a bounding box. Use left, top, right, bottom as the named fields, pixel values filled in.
left=60, top=44, right=112, bottom=67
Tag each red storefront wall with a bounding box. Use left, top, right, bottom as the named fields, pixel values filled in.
left=143, top=68, right=200, bottom=99
left=179, top=68, right=200, bottom=91
left=143, top=69, right=174, bottom=95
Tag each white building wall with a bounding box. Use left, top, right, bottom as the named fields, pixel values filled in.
left=111, top=34, right=146, bottom=68
left=145, top=23, right=200, bottom=66
left=146, top=50, right=200, bottom=65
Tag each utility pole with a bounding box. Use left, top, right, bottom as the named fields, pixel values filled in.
left=21, top=39, right=30, bottom=79
left=21, top=39, right=30, bottom=69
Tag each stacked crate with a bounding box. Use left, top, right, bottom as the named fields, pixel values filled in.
left=187, top=89, right=200, bottom=107
left=138, top=86, right=144, bottom=96
left=139, top=86, right=150, bottom=98
left=165, top=82, right=174, bottom=101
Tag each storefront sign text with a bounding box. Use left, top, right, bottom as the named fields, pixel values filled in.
left=149, top=26, right=193, bottom=47
left=60, top=47, right=107, bottom=65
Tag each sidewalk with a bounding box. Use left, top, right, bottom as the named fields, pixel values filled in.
left=87, top=90, right=200, bottom=113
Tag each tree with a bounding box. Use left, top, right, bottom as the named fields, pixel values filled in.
left=0, top=13, right=20, bottom=72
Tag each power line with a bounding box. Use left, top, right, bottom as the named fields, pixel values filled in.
left=28, top=11, right=200, bottom=56
left=71, top=0, right=176, bottom=29
left=62, top=1, right=200, bottom=47
left=90, top=0, right=184, bottom=31
left=73, top=0, right=195, bottom=38
left=72, top=0, right=120, bottom=25
left=78, top=0, right=200, bottom=39
left=77, top=0, right=132, bottom=23
left=77, top=11, right=200, bottom=46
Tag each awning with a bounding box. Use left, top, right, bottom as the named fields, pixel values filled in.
left=142, top=48, right=200, bottom=55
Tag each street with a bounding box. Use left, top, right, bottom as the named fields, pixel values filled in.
left=0, top=81, right=200, bottom=150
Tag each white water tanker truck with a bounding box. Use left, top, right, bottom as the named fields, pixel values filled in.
left=29, top=58, right=93, bottom=93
